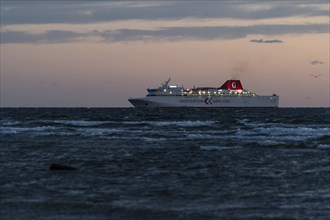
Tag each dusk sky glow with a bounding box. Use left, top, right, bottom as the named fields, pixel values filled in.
left=1, top=1, right=329, bottom=107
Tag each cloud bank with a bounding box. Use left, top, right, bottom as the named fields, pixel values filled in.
left=2, top=24, right=328, bottom=44
left=250, top=39, right=283, bottom=43
left=1, top=1, right=329, bottom=25
left=1, top=1, right=329, bottom=44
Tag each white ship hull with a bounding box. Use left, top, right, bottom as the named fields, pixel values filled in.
left=129, top=95, right=279, bottom=108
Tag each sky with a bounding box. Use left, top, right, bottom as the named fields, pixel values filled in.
left=1, top=0, right=329, bottom=107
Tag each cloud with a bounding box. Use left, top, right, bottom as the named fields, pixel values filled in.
left=1, top=24, right=328, bottom=44
left=250, top=39, right=283, bottom=43
left=310, top=60, right=324, bottom=65
left=1, top=1, right=328, bottom=44
left=1, top=30, right=81, bottom=44
left=1, top=1, right=328, bottom=25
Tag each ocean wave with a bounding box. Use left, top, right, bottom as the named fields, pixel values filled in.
left=122, top=121, right=150, bottom=125
left=53, top=120, right=110, bottom=127
left=0, top=120, right=21, bottom=126
left=77, top=128, right=125, bottom=136
left=151, top=120, right=216, bottom=127
left=236, top=125, right=329, bottom=140
left=255, top=126, right=329, bottom=136
left=317, top=144, right=330, bottom=149
left=122, top=120, right=216, bottom=127
left=200, top=145, right=241, bottom=151
left=186, top=133, right=219, bottom=139
left=142, top=137, right=167, bottom=142
left=0, top=126, right=58, bottom=134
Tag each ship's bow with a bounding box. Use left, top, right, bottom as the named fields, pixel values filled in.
left=128, top=98, right=149, bottom=107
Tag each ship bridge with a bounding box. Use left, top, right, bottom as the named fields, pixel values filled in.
left=147, top=78, right=184, bottom=96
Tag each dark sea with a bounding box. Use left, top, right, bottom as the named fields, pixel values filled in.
left=1, top=108, right=329, bottom=220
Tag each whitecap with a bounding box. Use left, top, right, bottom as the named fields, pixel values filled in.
left=0, top=120, right=20, bottom=126
left=237, top=126, right=330, bottom=143
left=142, top=137, right=167, bottom=142
left=317, top=144, right=330, bottom=149
left=54, top=120, right=109, bottom=126
left=151, top=120, right=216, bottom=127
left=186, top=133, right=220, bottom=139
left=122, top=121, right=149, bottom=125
left=0, top=126, right=58, bottom=134
left=78, top=128, right=125, bottom=136
left=200, top=145, right=241, bottom=151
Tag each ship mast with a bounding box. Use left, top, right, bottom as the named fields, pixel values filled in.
left=160, top=77, right=171, bottom=89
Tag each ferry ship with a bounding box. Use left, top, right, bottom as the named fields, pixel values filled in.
left=128, top=78, right=279, bottom=107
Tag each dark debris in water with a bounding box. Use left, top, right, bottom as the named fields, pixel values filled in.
left=49, top=163, right=78, bottom=171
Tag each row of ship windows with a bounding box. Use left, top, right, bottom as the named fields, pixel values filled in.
left=149, top=90, right=254, bottom=95
left=147, top=93, right=256, bottom=97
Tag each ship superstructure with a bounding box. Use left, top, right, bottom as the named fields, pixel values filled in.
left=128, top=78, right=279, bottom=107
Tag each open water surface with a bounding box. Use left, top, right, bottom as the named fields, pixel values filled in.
left=0, top=108, right=329, bottom=219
